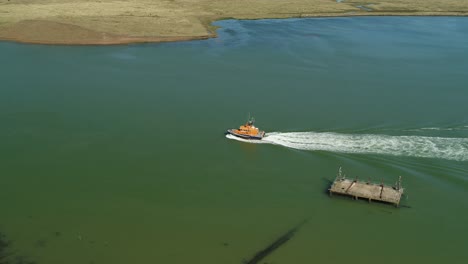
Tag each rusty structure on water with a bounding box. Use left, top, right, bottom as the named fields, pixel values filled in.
left=329, top=167, right=404, bottom=207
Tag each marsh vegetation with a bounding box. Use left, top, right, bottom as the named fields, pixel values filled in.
left=0, top=0, right=467, bottom=44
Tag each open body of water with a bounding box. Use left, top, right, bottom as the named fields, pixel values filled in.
left=1, top=17, right=467, bottom=264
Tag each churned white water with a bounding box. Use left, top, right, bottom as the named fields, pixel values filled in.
left=227, top=132, right=468, bottom=161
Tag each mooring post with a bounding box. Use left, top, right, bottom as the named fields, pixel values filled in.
left=379, top=183, right=384, bottom=199
left=397, top=176, right=402, bottom=191
left=337, top=166, right=346, bottom=181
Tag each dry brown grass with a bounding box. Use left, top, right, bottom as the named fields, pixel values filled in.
left=0, top=0, right=467, bottom=44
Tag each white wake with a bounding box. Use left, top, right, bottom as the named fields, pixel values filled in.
left=226, top=132, right=468, bottom=161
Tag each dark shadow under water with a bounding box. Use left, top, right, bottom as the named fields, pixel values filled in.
left=0, top=232, right=36, bottom=264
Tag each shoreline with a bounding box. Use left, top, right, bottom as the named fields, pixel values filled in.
left=1, top=12, right=468, bottom=46
left=0, top=32, right=215, bottom=46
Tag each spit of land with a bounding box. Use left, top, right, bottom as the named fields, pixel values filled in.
left=0, top=0, right=467, bottom=45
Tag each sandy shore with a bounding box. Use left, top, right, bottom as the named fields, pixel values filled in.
left=0, top=0, right=467, bottom=45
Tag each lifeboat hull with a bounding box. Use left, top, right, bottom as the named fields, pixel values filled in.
left=227, top=129, right=265, bottom=140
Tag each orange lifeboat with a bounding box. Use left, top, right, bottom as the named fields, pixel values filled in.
left=227, top=117, right=265, bottom=140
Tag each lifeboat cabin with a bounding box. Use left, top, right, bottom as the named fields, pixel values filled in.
left=227, top=117, right=265, bottom=140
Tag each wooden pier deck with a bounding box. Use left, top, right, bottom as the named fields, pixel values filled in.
left=329, top=168, right=404, bottom=207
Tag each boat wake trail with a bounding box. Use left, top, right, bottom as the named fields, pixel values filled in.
left=226, top=132, right=468, bottom=161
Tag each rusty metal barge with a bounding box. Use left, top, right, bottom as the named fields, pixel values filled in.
left=329, top=168, right=404, bottom=207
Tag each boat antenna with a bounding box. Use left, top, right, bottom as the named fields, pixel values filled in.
left=247, top=113, right=255, bottom=125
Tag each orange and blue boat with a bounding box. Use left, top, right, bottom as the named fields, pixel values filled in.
left=227, top=116, right=265, bottom=140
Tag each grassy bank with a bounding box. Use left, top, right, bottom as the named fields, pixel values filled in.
left=0, top=0, right=467, bottom=44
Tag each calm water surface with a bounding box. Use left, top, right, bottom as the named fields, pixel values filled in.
left=1, top=17, right=468, bottom=264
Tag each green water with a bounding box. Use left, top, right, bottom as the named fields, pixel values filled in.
left=1, top=17, right=467, bottom=264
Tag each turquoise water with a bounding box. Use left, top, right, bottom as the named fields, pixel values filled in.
left=1, top=17, right=467, bottom=264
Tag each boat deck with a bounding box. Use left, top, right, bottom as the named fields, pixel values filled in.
left=226, top=129, right=265, bottom=139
